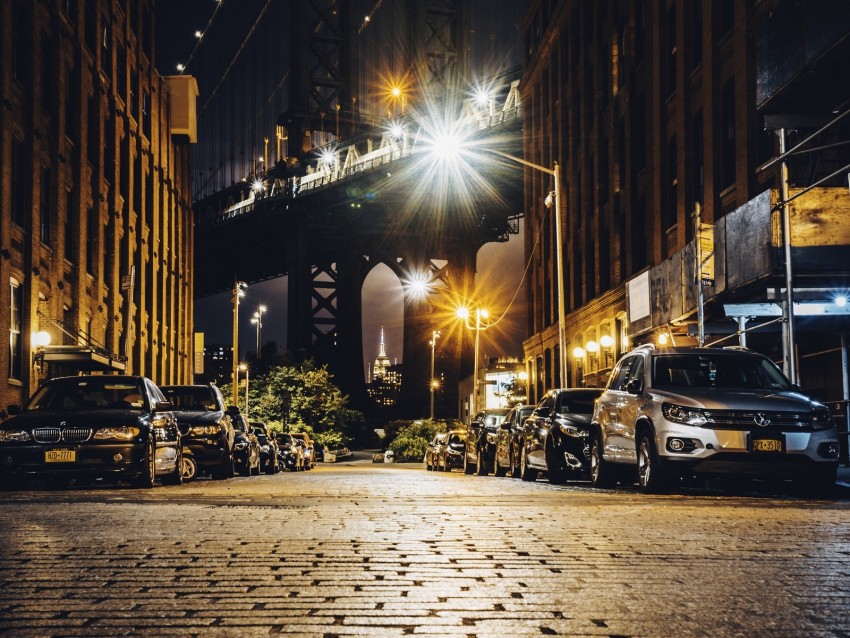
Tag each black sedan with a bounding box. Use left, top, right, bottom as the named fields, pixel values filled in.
left=276, top=433, right=304, bottom=471
left=251, top=422, right=280, bottom=474
left=493, top=404, right=535, bottom=477
left=519, top=388, right=603, bottom=483
left=231, top=414, right=260, bottom=476
left=437, top=430, right=467, bottom=471
left=160, top=384, right=236, bottom=480
left=0, top=375, right=181, bottom=489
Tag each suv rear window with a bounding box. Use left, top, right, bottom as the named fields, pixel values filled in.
left=652, top=353, right=791, bottom=390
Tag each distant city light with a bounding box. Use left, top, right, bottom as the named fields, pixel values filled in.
left=176, top=63, right=184, bottom=71
left=194, top=30, right=203, bottom=38
left=836, top=295, right=847, bottom=307
left=251, top=179, right=265, bottom=193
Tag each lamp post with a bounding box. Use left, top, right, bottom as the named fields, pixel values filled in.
left=239, top=363, right=249, bottom=420
left=250, top=304, right=267, bottom=360
left=458, top=307, right=490, bottom=416
left=429, top=330, right=440, bottom=420
left=478, top=149, right=566, bottom=387
left=231, top=280, right=246, bottom=406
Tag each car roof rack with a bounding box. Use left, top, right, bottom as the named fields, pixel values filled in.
left=633, top=343, right=656, bottom=351
left=722, top=345, right=752, bottom=351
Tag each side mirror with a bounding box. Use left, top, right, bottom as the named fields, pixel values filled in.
left=534, top=407, right=551, bottom=418
left=625, top=378, right=643, bottom=395
left=155, top=400, right=174, bottom=411
left=7, top=404, right=21, bottom=416
left=226, top=405, right=240, bottom=416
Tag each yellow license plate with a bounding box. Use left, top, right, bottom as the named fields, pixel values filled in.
left=45, top=449, right=76, bottom=463
left=752, top=439, right=783, bottom=453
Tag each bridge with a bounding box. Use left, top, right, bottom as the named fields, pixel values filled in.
left=185, top=1, right=527, bottom=413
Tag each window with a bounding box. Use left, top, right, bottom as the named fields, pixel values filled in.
left=87, top=95, right=99, bottom=165
left=86, top=207, right=97, bottom=275
left=10, top=279, right=23, bottom=381
left=142, top=90, right=151, bottom=138
left=691, top=0, right=703, bottom=69
left=40, top=167, right=51, bottom=245
left=634, top=0, right=645, bottom=63
left=690, top=111, right=704, bottom=221
left=116, top=43, right=127, bottom=99
left=721, top=80, right=736, bottom=189
left=665, top=135, right=678, bottom=231
left=719, top=0, right=735, bottom=38
left=41, top=38, right=54, bottom=114
left=84, top=0, right=97, bottom=52
left=101, top=17, right=111, bottom=77
left=12, top=0, right=28, bottom=83
left=666, top=4, right=677, bottom=96
left=63, top=0, right=78, bottom=21
left=65, top=189, right=75, bottom=261
left=11, top=138, right=27, bottom=227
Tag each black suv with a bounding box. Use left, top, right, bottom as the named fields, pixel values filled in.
left=160, top=384, right=236, bottom=480
left=519, top=388, right=602, bottom=483
left=464, top=408, right=511, bottom=475
left=591, top=345, right=840, bottom=493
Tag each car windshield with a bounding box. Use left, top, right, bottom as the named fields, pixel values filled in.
left=447, top=433, right=466, bottom=445
left=161, top=386, right=218, bottom=411
left=652, top=353, right=792, bottom=391
left=558, top=391, right=602, bottom=415
left=27, top=378, right=147, bottom=411
left=277, top=434, right=293, bottom=445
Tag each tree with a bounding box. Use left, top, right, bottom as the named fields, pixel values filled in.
left=224, top=359, right=365, bottom=445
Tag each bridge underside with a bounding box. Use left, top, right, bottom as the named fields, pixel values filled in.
left=195, top=153, right=523, bottom=415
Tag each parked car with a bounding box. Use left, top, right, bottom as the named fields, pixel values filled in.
left=276, top=433, right=304, bottom=471
left=464, top=408, right=511, bottom=475
left=289, top=432, right=315, bottom=469
left=231, top=413, right=260, bottom=476
left=591, top=344, right=841, bottom=493
left=313, top=442, right=325, bottom=463
left=493, top=404, right=535, bottom=477
left=160, top=384, right=235, bottom=480
left=0, top=375, right=181, bottom=489
left=437, top=430, right=467, bottom=471
left=425, top=432, right=448, bottom=471
left=519, top=389, right=603, bottom=483
left=251, top=422, right=280, bottom=474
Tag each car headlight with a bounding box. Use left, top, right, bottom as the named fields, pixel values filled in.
left=811, top=409, right=834, bottom=431
left=661, top=403, right=708, bottom=426
left=560, top=424, right=589, bottom=438
left=0, top=430, right=31, bottom=442
left=189, top=425, right=219, bottom=436
left=94, top=427, right=140, bottom=440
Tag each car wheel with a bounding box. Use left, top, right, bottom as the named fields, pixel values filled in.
left=212, top=451, right=234, bottom=480
left=131, top=441, right=156, bottom=489
left=464, top=451, right=475, bottom=475
left=181, top=454, right=198, bottom=482
left=637, top=429, right=672, bottom=493
left=475, top=448, right=488, bottom=476
left=509, top=444, right=521, bottom=479
left=520, top=445, right=537, bottom=482
left=251, top=456, right=261, bottom=476
left=493, top=451, right=508, bottom=477
left=546, top=439, right=568, bottom=485
left=161, top=448, right=184, bottom=486
left=589, top=432, right=615, bottom=488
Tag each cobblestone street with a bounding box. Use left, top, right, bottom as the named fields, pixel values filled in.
left=1, top=455, right=849, bottom=637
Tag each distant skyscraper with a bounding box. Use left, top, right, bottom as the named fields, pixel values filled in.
left=372, top=327, right=391, bottom=381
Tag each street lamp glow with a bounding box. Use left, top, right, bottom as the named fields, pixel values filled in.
left=585, top=340, right=599, bottom=353
left=194, top=30, right=202, bottom=39
left=458, top=306, right=491, bottom=415
left=231, top=281, right=247, bottom=405
left=251, top=179, right=265, bottom=194
left=391, top=86, right=402, bottom=98
left=836, top=295, right=847, bottom=307
left=456, top=307, right=470, bottom=321
left=32, top=331, right=51, bottom=348
left=403, top=271, right=433, bottom=300
left=388, top=121, right=404, bottom=140
left=474, top=88, right=492, bottom=108
left=572, top=347, right=586, bottom=359
left=599, top=335, right=614, bottom=348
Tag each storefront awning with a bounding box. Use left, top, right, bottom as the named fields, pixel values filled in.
left=36, top=345, right=126, bottom=372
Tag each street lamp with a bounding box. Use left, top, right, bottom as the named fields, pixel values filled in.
left=429, top=330, right=440, bottom=420
left=231, top=280, right=247, bottom=405
left=239, top=363, right=249, bottom=420
left=480, top=149, right=566, bottom=387
left=250, top=304, right=267, bottom=359
left=457, top=306, right=491, bottom=416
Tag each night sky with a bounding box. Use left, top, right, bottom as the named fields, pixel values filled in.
left=156, top=0, right=527, bottom=373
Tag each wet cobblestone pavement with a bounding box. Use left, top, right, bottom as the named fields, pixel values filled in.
left=1, top=456, right=849, bottom=637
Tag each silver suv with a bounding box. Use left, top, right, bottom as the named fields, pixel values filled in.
left=590, top=345, right=840, bottom=493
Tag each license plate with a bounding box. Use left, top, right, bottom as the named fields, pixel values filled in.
left=751, top=438, right=783, bottom=453
left=45, top=449, right=75, bottom=463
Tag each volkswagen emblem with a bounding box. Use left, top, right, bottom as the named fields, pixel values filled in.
left=753, top=412, right=771, bottom=428
left=59, top=421, right=66, bottom=428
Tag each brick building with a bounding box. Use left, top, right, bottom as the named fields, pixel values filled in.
left=0, top=0, right=197, bottom=408
left=520, top=0, right=850, bottom=403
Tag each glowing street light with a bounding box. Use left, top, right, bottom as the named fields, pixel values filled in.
left=250, top=304, right=267, bottom=359
left=457, top=306, right=491, bottom=415
left=231, top=280, right=247, bottom=405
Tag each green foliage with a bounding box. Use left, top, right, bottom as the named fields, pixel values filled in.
left=228, top=359, right=365, bottom=445
left=389, top=436, right=430, bottom=462
left=383, top=419, right=457, bottom=463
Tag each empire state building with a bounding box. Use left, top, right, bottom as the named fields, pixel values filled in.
left=372, top=327, right=391, bottom=380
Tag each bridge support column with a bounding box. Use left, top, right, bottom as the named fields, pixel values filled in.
left=286, top=223, right=312, bottom=358
left=332, top=249, right=369, bottom=410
